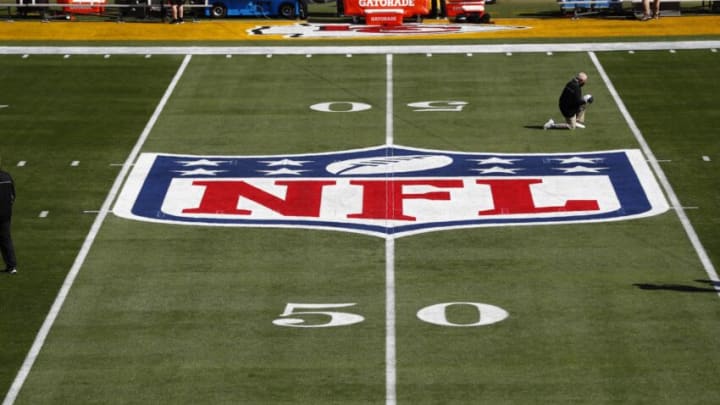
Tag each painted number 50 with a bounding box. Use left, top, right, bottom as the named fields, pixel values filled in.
left=272, top=303, right=365, bottom=328
left=273, top=302, right=507, bottom=328
left=310, top=100, right=468, bottom=113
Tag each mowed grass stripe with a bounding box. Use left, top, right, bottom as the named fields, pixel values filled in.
left=589, top=50, right=720, bottom=296
left=0, top=55, right=187, bottom=402
left=596, top=49, right=720, bottom=279
left=389, top=52, right=720, bottom=404
left=3, top=55, right=191, bottom=405
left=12, top=54, right=391, bottom=404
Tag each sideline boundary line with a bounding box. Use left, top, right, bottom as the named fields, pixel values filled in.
left=1, top=41, right=720, bottom=55
left=1, top=54, right=194, bottom=405
left=589, top=51, right=720, bottom=297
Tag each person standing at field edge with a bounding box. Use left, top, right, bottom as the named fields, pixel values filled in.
left=0, top=166, right=17, bottom=275
left=641, top=0, right=661, bottom=20
left=543, top=72, right=593, bottom=130
left=169, top=0, right=185, bottom=24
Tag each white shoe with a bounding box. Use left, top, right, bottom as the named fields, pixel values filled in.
left=543, top=118, right=554, bottom=130
left=575, top=122, right=586, bottom=129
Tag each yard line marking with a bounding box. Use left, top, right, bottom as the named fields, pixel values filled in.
left=385, top=236, right=397, bottom=405
left=2, top=54, right=193, bottom=405
left=386, top=54, right=394, bottom=147
left=16, top=161, right=25, bottom=167
left=38, top=211, right=48, bottom=218
left=384, top=53, right=397, bottom=405
left=590, top=51, right=720, bottom=297
left=70, top=160, right=80, bottom=167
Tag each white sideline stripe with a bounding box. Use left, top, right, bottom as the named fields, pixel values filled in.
left=384, top=53, right=397, bottom=405
left=1, top=41, right=720, bottom=56
left=1, top=54, right=193, bottom=405
left=589, top=51, right=720, bottom=297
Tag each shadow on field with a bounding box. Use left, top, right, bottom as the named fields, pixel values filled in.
left=634, top=279, right=720, bottom=293
left=523, top=125, right=575, bottom=131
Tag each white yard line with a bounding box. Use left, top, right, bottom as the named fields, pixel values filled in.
left=385, top=53, right=397, bottom=405
left=385, top=236, right=397, bottom=405
left=589, top=51, right=720, bottom=297
left=386, top=54, right=394, bottom=147
left=1, top=54, right=193, bottom=405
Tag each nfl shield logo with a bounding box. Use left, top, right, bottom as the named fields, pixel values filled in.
left=113, top=145, right=668, bottom=238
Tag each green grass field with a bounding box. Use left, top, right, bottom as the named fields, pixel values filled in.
left=1, top=45, right=719, bottom=404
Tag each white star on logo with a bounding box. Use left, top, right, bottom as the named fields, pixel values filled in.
left=176, top=159, right=230, bottom=167
left=471, top=166, right=523, bottom=174
left=258, top=168, right=309, bottom=175
left=554, top=166, right=607, bottom=173
left=552, top=157, right=604, bottom=165
left=469, top=157, right=521, bottom=165
left=259, top=159, right=313, bottom=167
left=173, top=168, right=227, bottom=176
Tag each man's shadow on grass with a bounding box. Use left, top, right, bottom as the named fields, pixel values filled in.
left=524, top=125, right=571, bottom=131
left=634, top=279, right=720, bottom=293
